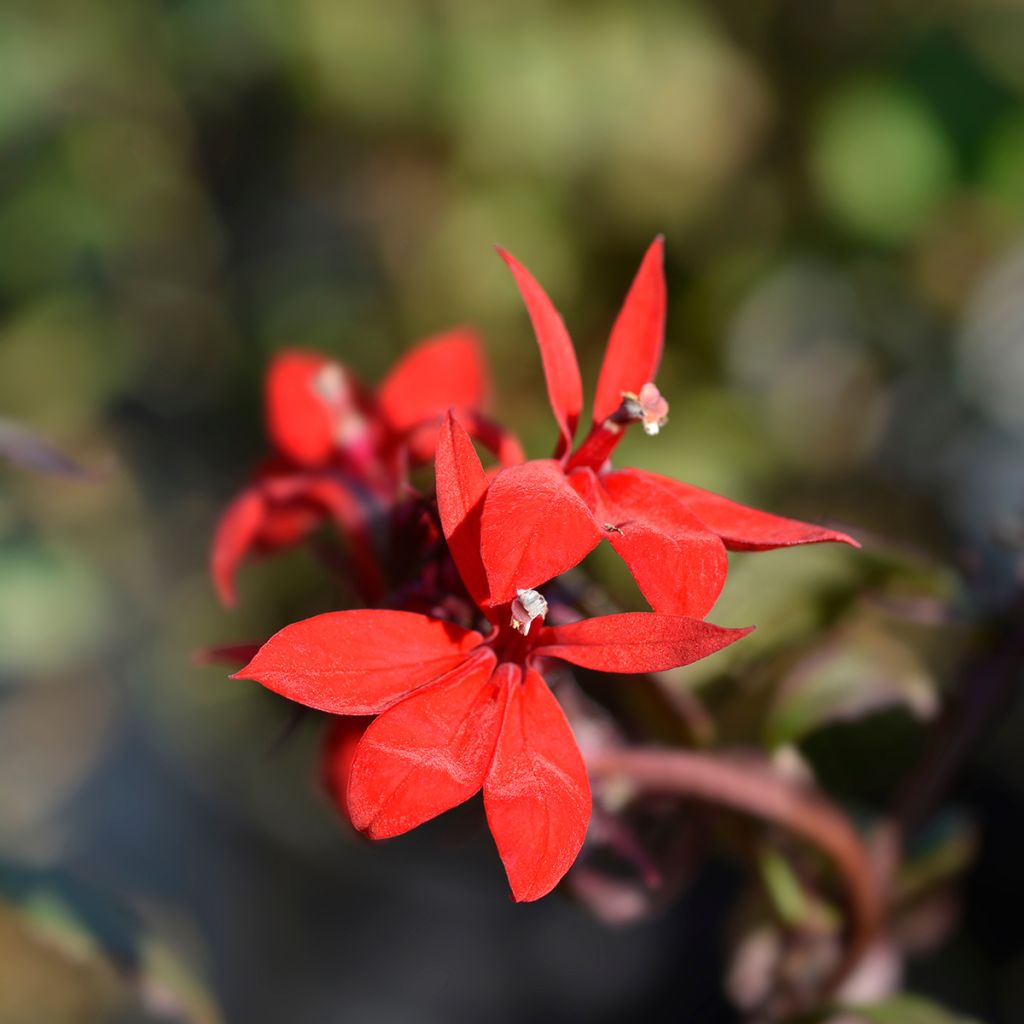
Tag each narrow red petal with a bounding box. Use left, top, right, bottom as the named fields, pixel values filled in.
left=496, top=247, right=583, bottom=457
left=654, top=478, right=860, bottom=551
left=233, top=610, right=484, bottom=714
left=535, top=613, right=752, bottom=674
left=211, top=487, right=267, bottom=607
left=599, top=468, right=728, bottom=617
left=435, top=412, right=490, bottom=607
left=592, top=237, right=667, bottom=425
left=347, top=651, right=503, bottom=838
left=484, top=666, right=591, bottom=902
left=265, top=350, right=339, bottom=465
left=480, top=460, right=601, bottom=606
left=377, top=328, right=491, bottom=434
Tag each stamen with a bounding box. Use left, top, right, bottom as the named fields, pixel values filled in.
left=510, top=588, right=548, bottom=635
left=622, top=382, right=669, bottom=437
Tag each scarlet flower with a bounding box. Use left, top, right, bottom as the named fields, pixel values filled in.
left=211, top=330, right=522, bottom=606
left=478, top=239, right=859, bottom=616
left=234, top=414, right=752, bottom=901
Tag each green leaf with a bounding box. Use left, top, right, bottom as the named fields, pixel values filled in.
left=809, top=993, right=983, bottom=1024
left=764, top=621, right=938, bottom=749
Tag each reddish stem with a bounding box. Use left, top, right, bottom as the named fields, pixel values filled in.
left=585, top=746, right=884, bottom=995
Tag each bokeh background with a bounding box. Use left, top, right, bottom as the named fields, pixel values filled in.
left=3, top=1, right=1024, bottom=1021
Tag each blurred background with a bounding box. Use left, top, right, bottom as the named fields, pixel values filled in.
left=2, top=1, right=1024, bottom=1021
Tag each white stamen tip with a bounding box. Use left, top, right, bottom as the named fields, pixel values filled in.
left=510, top=588, right=548, bottom=635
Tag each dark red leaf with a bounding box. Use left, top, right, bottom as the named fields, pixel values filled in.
left=377, top=328, right=491, bottom=433
left=496, top=247, right=582, bottom=457
left=600, top=468, right=728, bottom=617
left=535, top=613, right=752, bottom=673
left=480, top=460, right=601, bottom=606
left=484, top=666, right=591, bottom=902
left=234, top=610, right=484, bottom=714
left=592, top=237, right=667, bottom=425
left=347, top=651, right=502, bottom=838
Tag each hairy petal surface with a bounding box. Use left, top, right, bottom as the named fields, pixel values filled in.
left=435, top=413, right=491, bottom=607
left=600, top=469, right=728, bottom=618
left=211, top=487, right=267, bottom=607
left=656, top=478, right=860, bottom=551
left=234, top=610, right=483, bottom=714
left=536, top=613, right=753, bottom=674
left=377, top=328, right=490, bottom=433
left=496, top=247, right=582, bottom=456
left=480, top=460, right=601, bottom=606
left=265, top=351, right=339, bottom=465
left=592, top=237, right=667, bottom=425
left=347, top=651, right=503, bottom=838
left=484, top=666, right=591, bottom=903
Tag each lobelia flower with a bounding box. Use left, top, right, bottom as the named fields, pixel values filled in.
left=211, top=329, right=523, bottom=607
left=234, top=413, right=753, bottom=901
left=478, top=238, right=859, bottom=617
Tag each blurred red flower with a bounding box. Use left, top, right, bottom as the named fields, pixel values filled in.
left=211, top=330, right=522, bottom=606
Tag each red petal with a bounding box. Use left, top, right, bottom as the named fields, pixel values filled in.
left=496, top=247, right=582, bottom=457
left=535, top=613, right=752, bottom=674
left=480, top=460, right=601, bottom=606
left=435, top=412, right=490, bottom=607
left=234, top=610, right=484, bottom=714
left=265, top=351, right=339, bottom=465
left=484, top=666, right=591, bottom=902
left=377, top=328, right=491, bottom=434
left=211, top=487, right=267, bottom=607
left=321, top=716, right=373, bottom=829
left=347, top=651, right=503, bottom=838
left=654, top=478, right=860, bottom=551
left=599, top=468, right=728, bottom=617
left=592, top=237, right=667, bottom=425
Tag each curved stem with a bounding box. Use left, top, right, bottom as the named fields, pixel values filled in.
left=586, top=746, right=884, bottom=996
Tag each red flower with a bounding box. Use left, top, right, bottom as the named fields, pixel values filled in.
left=234, top=414, right=752, bottom=901
left=478, top=239, right=859, bottom=615
left=212, top=329, right=523, bottom=606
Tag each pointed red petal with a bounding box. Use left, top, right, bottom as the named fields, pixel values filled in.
left=211, top=487, right=267, bottom=607
left=347, top=651, right=503, bottom=838
left=234, top=610, right=484, bottom=714
left=655, top=478, right=860, bottom=551
left=600, top=468, right=728, bottom=617
left=484, top=666, right=591, bottom=902
left=377, top=328, right=491, bottom=434
left=265, top=350, right=340, bottom=465
left=535, top=613, right=752, bottom=674
left=592, top=237, right=667, bottom=425
left=435, top=412, right=490, bottom=607
left=496, top=247, right=582, bottom=456
left=480, top=460, right=601, bottom=606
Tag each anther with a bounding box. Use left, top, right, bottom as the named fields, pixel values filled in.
left=510, top=588, right=548, bottom=635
